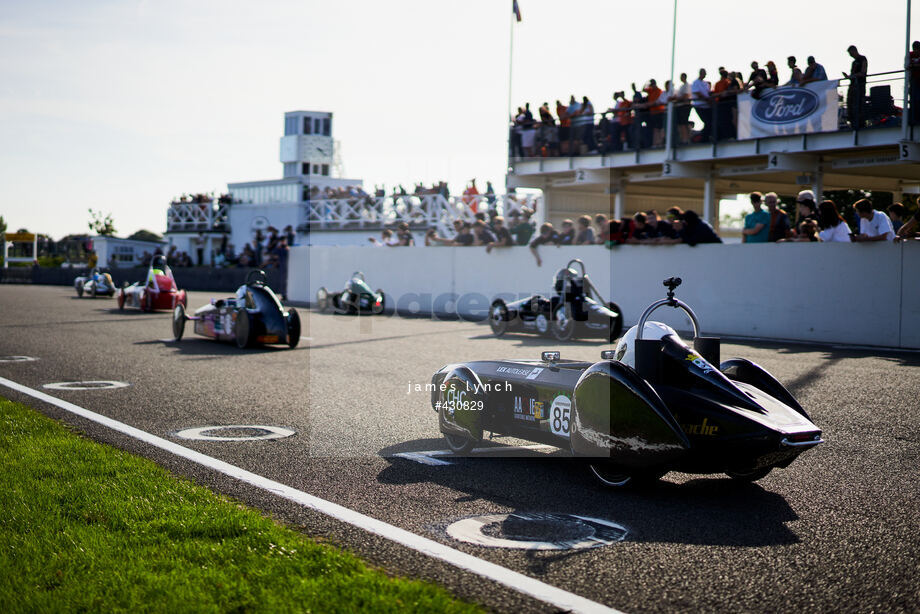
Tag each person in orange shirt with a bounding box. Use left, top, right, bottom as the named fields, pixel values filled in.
left=609, top=91, right=632, bottom=150
left=644, top=79, right=665, bottom=147
left=556, top=100, right=571, bottom=156
left=462, top=179, right=480, bottom=214
left=711, top=67, right=733, bottom=141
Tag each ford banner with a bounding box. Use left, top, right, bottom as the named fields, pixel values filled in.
left=737, top=80, right=838, bottom=139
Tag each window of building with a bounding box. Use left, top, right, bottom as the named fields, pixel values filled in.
left=314, top=118, right=321, bottom=134
left=284, top=117, right=298, bottom=136
left=322, top=118, right=331, bottom=136
left=303, top=117, right=311, bottom=134
left=322, top=164, right=329, bottom=176
left=313, top=164, right=319, bottom=174
left=302, top=163, right=310, bottom=175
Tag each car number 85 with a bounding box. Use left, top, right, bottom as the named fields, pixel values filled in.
left=550, top=395, right=571, bottom=437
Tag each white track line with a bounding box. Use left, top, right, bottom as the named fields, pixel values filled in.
left=0, top=375, right=620, bottom=614
left=395, top=444, right=558, bottom=466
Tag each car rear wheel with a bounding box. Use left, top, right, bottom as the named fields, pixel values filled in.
left=76, top=281, right=84, bottom=298
left=607, top=301, right=624, bottom=342
left=489, top=300, right=508, bottom=336
left=235, top=309, right=253, bottom=349
left=316, top=287, right=329, bottom=312
left=444, top=432, right=477, bottom=455
left=725, top=467, right=772, bottom=482
left=286, top=308, right=301, bottom=348
left=551, top=305, right=576, bottom=341
left=172, top=304, right=186, bottom=341
left=117, top=289, right=125, bottom=311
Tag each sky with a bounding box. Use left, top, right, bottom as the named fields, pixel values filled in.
left=1, top=0, right=917, bottom=239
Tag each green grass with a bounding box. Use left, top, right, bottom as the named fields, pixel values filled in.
left=0, top=398, right=482, bottom=613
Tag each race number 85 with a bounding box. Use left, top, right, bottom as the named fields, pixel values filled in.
left=550, top=395, right=572, bottom=437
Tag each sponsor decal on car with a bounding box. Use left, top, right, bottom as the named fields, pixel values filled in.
left=526, top=367, right=544, bottom=380
left=685, top=352, right=714, bottom=374
left=513, top=396, right=545, bottom=422
left=681, top=417, right=719, bottom=436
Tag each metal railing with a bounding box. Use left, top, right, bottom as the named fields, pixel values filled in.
left=300, top=193, right=541, bottom=235
left=166, top=201, right=230, bottom=232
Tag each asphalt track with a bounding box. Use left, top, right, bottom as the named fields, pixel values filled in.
left=1, top=285, right=918, bottom=613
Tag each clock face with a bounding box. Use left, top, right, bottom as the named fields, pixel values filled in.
left=302, top=135, right=333, bottom=161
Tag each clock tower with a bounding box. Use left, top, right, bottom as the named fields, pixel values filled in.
left=279, top=111, right=335, bottom=179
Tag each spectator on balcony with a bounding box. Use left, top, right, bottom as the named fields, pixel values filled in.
left=796, top=219, right=821, bottom=242
left=817, top=200, right=852, bottom=242
left=573, top=215, right=596, bottom=245
left=427, top=220, right=473, bottom=246
left=538, top=102, right=559, bottom=157
left=910, top=41, right=920, bottom=125
left=462, top=179, right=480, bottom=213
left=896, top=210, right=920, bottom=240
left=556, top=99, right=571, bottom=156
left=644, top=79, right=665, bottom=148
left=669, top=73, right=692, bottom=145
left=887, top=203, right=906, bottom=233
left=785, top=56, right=803, bottom=86
left=630, top=83, right=650, bottom=148
left=742, top=192, right=770, bottom=243
left=510, top=208, right=536, bottom=245
left=395, top=222, right=415, bottom=246
left=801, top=56, right=828, bottom=85
left=660, top=210, right=722, bottom=245
left=610, top=91, right=632, bottom=151
left=691, top=69, right=712, bottom=142
left=238, top=245, right=254, bottom=268
left=529, top=222, right=561, bottom=266
left=194, top=232, right=205, bottom=266
left=711, top=68, right=733, bottom=140
left=627, top=212, right=659, bottom=243
left=565, top=95, right=582, bottom=155
left=844, top=45, right=869, bottom=128
left=605, top=218, right=632, bottom=247
left=369, top=228, right=399, bottom=247
left=764, top=192, right=792, bottom=242
left=485, top=216, right=514, bottom=253
left=284, top=225, right=295, bottom=247
left=852, top=198, right=895, bottom=242
left=472, top=220, right=497, bottom=246
left=594, top=214, right=609, bottom=244
left=646, top=210, right=676, bottom=239
left=558, top=219, right=576, bottom=245
left=795, top=190, right=819, bottom=229
left=520, top=104, right=537, bottom=157
left=764, top=60, right=779, bottom=87
left=747, top=61, right=767, bottom=89
left=485, top=180, right=497, bottom=212
left=574, top=96, right=596, bottom=154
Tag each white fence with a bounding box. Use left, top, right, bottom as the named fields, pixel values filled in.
left=289, top=242, right=920, bottom=349
left=166, top=201, right=230, bottom=232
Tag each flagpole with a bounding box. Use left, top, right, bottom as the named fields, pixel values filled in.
left=665, top=0, right=677, bottom=160
left=903, top=0, right=912, bottom=141
left=506, top=1, right=515, bottom=171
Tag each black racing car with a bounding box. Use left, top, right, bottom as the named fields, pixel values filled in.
left=172, top=270, right=300, bottom=349
left=489, top=259, right=623, bottom=342
left=315, top=271, right=385, bottom=315
left=432, top=277, right=823, bottom=488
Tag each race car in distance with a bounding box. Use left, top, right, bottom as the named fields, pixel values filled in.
left=74, top=268, right=116, bottom=298
left=315, top=271, right=385, bottom=315
left=432, top=277, right=823, bottom=488
left=117, top=255, right=187, bottom=312
left=489, top=259, right=623, bottom=342
left=172, top=269, right=300, bottom=349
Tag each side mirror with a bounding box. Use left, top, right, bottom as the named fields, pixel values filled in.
left=541, top=351, right=560, bottom=364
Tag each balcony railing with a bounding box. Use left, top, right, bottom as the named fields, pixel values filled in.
left=166, top=201, right=230, bottom=232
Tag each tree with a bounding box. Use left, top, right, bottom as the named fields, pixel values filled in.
left=127, top=229, right=163, bottom=242
left=0, top=215, right=6, bottom=235
left=88, top=209, right=117, bottom=236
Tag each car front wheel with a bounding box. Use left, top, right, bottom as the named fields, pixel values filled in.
left=444, top=432, right=477, bottom=455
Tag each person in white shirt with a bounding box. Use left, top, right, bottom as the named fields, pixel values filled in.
left=673, top=73, right=693, bottom=144
left=691, top=68, right=712, bottom=141
left=852, top=198, right=895, bottom=242
left=817, top=200, right=852, bottom=242
left=368, top=228, right=399, bottom=246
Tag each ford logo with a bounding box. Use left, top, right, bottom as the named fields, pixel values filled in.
left=752, top=88, right=819, bottom=124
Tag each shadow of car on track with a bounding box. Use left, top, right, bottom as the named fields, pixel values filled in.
left=378, top=438, right=801, bottom=549
left=133, top=338, right=301, bottom=357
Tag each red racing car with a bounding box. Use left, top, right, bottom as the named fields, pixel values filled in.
left=117, top=255, right=188, bottom=312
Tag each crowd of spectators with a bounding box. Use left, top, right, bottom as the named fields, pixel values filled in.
left=510, top=44, right=893, bottom=157
left=741, top=190, right=917, bottom=244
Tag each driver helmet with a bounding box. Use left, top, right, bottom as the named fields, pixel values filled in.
left=613, top=321, right=679, bottom=369
left=553, top=265, right=578, bottom=292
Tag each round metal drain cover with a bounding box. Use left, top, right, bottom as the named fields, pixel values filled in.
left=0, top=356, right=39, bottom=363
left=173, top=425, right=296, bottom=442
left=43, top=380, right=130, bottom=391
left=446, top=512, right=627, bottom=550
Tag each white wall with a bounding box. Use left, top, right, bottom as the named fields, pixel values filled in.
left=288, top=242, right=920, bottom=349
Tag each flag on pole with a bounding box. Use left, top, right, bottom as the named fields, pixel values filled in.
left=513, top=0, right=522, bottom=22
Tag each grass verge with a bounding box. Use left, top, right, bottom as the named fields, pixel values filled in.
left=0, top=397, right=482, bottom=613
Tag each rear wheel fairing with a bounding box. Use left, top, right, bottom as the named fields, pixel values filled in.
left=437, top=366, right=485, bottom=443
left=570, top=361, right=689, bottom=465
